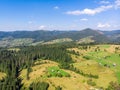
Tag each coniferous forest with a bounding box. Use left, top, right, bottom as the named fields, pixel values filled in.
left=0, top=43, right=120, bottom=90
left=0, top=44, right=74, bottom=90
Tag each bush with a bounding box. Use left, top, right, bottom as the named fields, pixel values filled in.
left=87, top=79, right=96, bottom=86
left=55, top=86, right=62, bottom=90
left=106, top=81, right=120, bottom=90
left=83, top=55, right=90, bottom=60
left=29, top=82, right=49, bottom=90
left=47, top=66, right=70, bottom=78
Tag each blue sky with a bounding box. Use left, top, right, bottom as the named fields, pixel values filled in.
left=0, top=0, right=120, bottom=31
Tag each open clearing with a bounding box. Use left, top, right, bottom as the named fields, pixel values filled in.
left=74, top=60, right=117, bottom=88
left=69, top=45, right=120, bottom=85
left=19, top=45, right=120, bottom=89
left=20, top=60, right=91, bottom=90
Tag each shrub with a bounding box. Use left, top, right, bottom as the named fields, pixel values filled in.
left=83, top=55, right=90, bottom=60
left=55, top=86, right=62, bottom=90
left=29, top=82, right=49, bottom=90
left=87, top=79, right=96, bottom=86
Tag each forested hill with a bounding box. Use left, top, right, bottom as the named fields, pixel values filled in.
left=102, top=30, right=120, bottom=43
left=0, top=30, right=64, bottom=41
left=0, top=28, right=120, bottom=47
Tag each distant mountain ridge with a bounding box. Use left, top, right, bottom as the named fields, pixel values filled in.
left=102, top=30, right=120, bottom=43
left=0, top=28, right=120, bottom=47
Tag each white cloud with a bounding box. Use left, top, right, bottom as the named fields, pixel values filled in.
left=66, top=0, right=120, bottom=16
left=97, top=23, right=111, bottom=28
left=100, top=0, right=110, bottom=4
left=80, top=18, right=88, bottom=21
left=38, top=25, right=46, bottom=30
left=66, top=5, right=113, bottom=15
left=115, top=0, right=120, bottom=8
left=54, top=6, right=59, bottom=10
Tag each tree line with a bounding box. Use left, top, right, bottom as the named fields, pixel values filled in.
left=0, top=44, right=73, bottom=90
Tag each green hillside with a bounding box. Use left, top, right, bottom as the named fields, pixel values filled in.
left=0, top=44, right=120, bottom=90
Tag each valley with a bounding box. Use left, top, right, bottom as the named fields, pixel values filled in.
left=0, top=0, right=120, bottom=89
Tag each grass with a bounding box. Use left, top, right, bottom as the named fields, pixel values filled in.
left=43, top=38, right=73, bottom=44
left=77, top=36, right=94, bottom=44
left=0, top=72, right=6, bottom=80
left=87, top=50, right=120, bottom=81
left=70, top=45, right=120, bottom=88
left=85, top=45, right=120, bottom=84
left=8, top=48, right=20, bottom=52
left=73, top=60, right=117, bottom=88
left=47, top=66, right=70, bottom=77
left=20, top=60, right=92, bottom=90
left=0, top=38, right=34, bottom=47
left=20, top=60, right=58, bottom=87
left=11, top=38, right=34, bottom=46
left=98, top=45, right=110, bottom=48
left=116, top=72, right=120, bottom=84
left=20, top=45, right=120, bottom=89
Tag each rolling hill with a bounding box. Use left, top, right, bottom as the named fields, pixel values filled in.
left=0, top=28, right=120, bottom=47
left=102, top=30, right=120, bottom=43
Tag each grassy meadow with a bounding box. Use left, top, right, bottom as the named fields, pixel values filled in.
left=70, top=45, right=120, bottom=85
left=1, top=44, right=120, bottom=90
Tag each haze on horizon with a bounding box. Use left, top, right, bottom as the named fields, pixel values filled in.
left=0, top=0, right=120, bottom=31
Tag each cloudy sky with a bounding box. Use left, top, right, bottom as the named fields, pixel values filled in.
left=0, top=0, right=120, bottom=31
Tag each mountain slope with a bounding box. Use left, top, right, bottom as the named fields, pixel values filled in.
left=0, top=28, right=120, bottom=47
left=55, top=28, right=110, bottom=43
left=102, top=30, right=120, bottom=43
